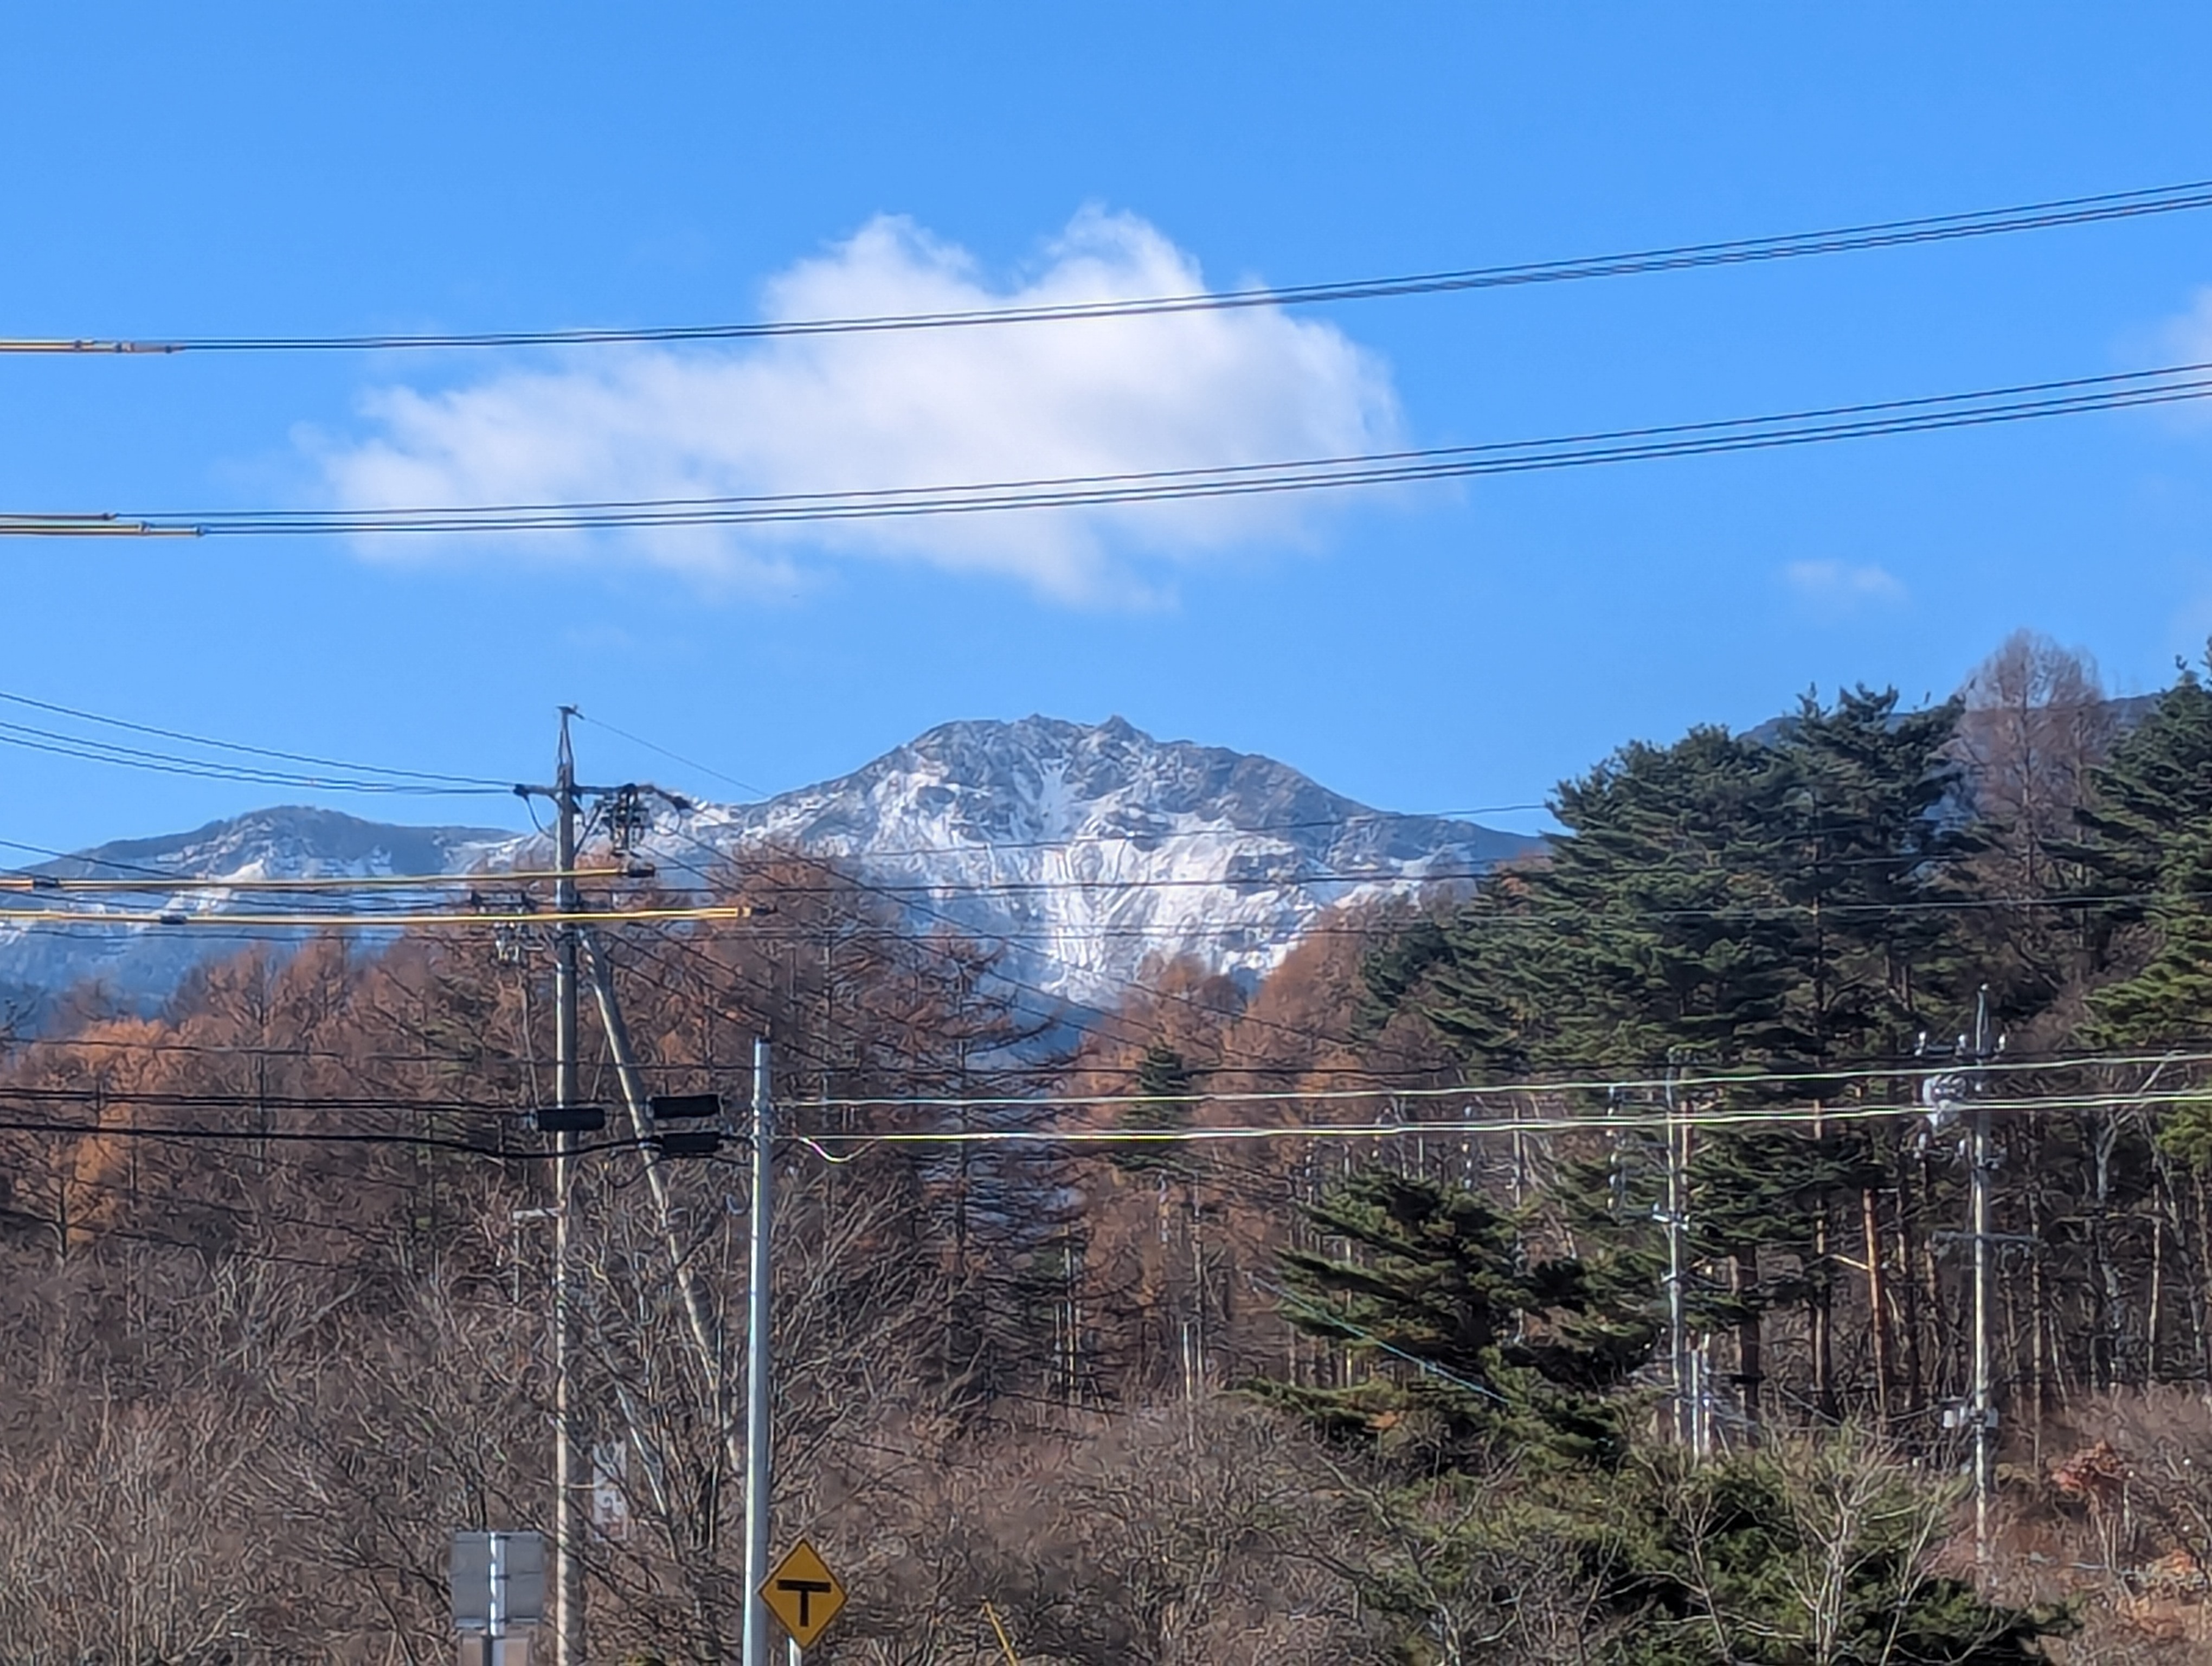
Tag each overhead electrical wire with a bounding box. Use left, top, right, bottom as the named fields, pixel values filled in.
left=3, top=1084, right=2172, bottom=1159
left=12, top=875, right=2212, bottom=933
left=0, top=833, right=240, bottom=883
left=12, top=177, right=2212, bottom=354
left=0, top=866, right=634, bottom=894
left=1, top=1028, right=529, bottom=1069
left=800, top=1088, right=2212, bottom=1150
left=788, top=806, right=1555, bottom=857
left=26, top=360, right=2211, bottom=541
left=0, top=901, right=758, bottom=929
left=0, top=863, right=1471, bottom=898
left=5, top=1037, right=2162, bottom=1122
left=0, top=1082, right=531, bottom=1117
left=0, top=688, right=512, bottom=791
left=0, top=1079, right=2200, bottom=1157
left=0, top=717, right=516, bottom=794
left=573, top=710, right=774, bottom=801
left=782, top=1047, right=2212, bottom=1112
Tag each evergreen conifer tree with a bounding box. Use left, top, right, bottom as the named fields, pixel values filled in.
left=1254, top=1167, right=1645, bottom=1468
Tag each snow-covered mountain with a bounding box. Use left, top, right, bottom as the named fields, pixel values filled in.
left=0, top=808, right=516, bottom=1018
left=0, top=716, right=1540, bottom=1018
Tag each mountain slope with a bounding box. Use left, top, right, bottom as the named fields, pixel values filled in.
left=0, top=717, right=1541, bottom=1016
left=0, top=808, right=513, bottom=1016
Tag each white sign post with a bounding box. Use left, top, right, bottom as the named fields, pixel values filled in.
left=453, top=1530, right=546, bottom=1666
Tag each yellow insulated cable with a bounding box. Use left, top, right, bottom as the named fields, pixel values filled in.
left=981, top=1601, right=1020, bottom=1664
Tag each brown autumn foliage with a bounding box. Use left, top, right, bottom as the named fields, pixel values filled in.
left=0, top=858, right=1419, bottom=1663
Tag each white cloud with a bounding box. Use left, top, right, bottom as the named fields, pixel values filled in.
left=2159, top=287, right=2212, bottom=434
left=2166, top=285, right=2212, bottom=360
left=321, top=209, right=1403, bottom=603
left=1783, top=559, right=1906, bottom=607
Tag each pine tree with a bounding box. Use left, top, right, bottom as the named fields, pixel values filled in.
left=1378, top=691, right=1967, bottom=1426
left=1254, top=1167, right=1648, bottom=1468
left=2076, top=667, right=2212, bottom=1045
left=2071, top=665, right=2212, bottom=1162
left=1111, top=1040, right=1197, bottom=1175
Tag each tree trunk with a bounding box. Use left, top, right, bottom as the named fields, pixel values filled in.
left=1895, top=1161, right=1925, bottom=1417
left=1860, top=1187, right=1892, bottom=1428
left=1733, top=1247, right=1763, bottom=1437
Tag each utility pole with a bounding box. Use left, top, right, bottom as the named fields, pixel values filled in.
left=551, top=707, right=584, bottom=1666
left=1662, top=1079, right=1690, bottom=1450
left=743, top=1037, right=775, bottom=1666
left=1968, top=988, right=1996, bottom=1568
left=516, top=719, right=727, bottom=1660
left=1629, top=1059, right=1700, bottom=1455
left=1922, top=985, right=2002, bottom=1568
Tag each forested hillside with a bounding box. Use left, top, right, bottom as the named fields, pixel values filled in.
left=14, top=631, right=2212, bottom=1662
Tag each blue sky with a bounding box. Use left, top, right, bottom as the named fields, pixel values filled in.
left=4, top=3, right=2210, bottom=853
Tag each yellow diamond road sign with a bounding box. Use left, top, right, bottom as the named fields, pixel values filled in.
left=761, top=1539, right=847, bottom=1648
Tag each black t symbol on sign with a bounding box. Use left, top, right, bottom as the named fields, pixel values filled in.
left=778, top=1578, right=834, bottom=1626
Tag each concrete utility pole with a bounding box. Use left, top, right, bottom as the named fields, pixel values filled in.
left=1967, top=987, right=1996, bottom=1568
left=1923, top=985, right=2002, bottom=1569
left=551, top=708, right=584, bottom=1666
left=1661, top=1089, right=1690, bottom=1449
left=743, top=1038, right=775, bottom=1666
left=1625, top=1062, right=1701, bottom=1456
left=517, top=720, right=737, bottom=1659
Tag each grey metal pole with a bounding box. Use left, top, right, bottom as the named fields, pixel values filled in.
left=552, top=709, right=584, bottom=1666
left=743, top=1037, right=774, bottom=1666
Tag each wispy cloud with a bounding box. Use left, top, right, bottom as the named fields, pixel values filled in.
left=2166, top=285, right=2212, bottom=360
left=1784, top=559, right=1906, bottom=608
left=319, top=209, right=1403, bottom=603
left=2159, top=286, right=2212, bottom=434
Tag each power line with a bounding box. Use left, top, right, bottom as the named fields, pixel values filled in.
left=0, top=718, right=513, bottom=794
left=15, top=176, right=2211, bottom=354
left=37, top=360, right=2212, bottom=540
left=0, top=866, right=635, bottom=894
left=0, top=1083, right=531, bottom=1117
left=783, top=1047, right=2212, bottom=1112
left=571, top=712, right=774, bottom=801
left=0, top=689, right=512, bottom=790
left=0, top=1111, right=691, bottom=1165
left=15, top=873, right=2212, bottom=932
left=0, top=834, right=235, bottom=882
left=0, top=862, right=1473, bottom=898
left=0, top=1116, right=529, bottom=1158
left=797, top=1088, right=2212, bottom=1149
left=0, top=1051, right=2195, bottom=1128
